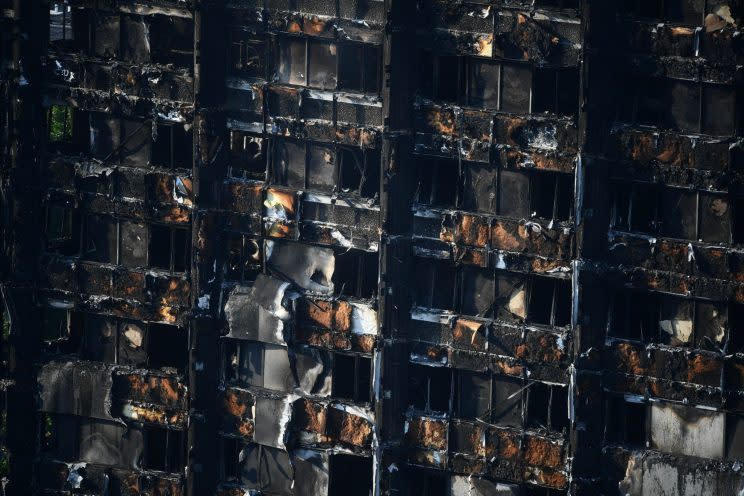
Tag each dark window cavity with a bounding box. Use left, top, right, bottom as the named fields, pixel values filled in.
left=332, top=353, right=372, bottom=404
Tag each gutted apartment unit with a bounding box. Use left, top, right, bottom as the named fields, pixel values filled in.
left=1, top=0, right=744, bottom=496
left=578, top=1, right=744, bottom=495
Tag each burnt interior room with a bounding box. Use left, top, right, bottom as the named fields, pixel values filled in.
left=2, top=1, right=744, bottom=495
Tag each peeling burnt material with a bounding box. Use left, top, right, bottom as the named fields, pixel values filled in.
left=4, top=0, right=744, bottom=496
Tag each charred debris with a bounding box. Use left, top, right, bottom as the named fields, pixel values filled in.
left=1, top=0, right=744, bottom=495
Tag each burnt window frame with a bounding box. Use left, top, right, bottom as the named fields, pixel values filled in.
left=46, top=105, right=78, bottom=148
left=455, top=267, right=571, bottom=328
left=80, top=313, right=187, bottom=371
left=337, top=41, right=382, bottom=94
left=418, top=52, right=580, bottom=119
left=620, top=75, right=738, bottom=137
left=225, top=233, right=262, bottom=282
left=411, top=256, right=457, bottom=310
left=525, top=275, right=572, bottom=327
left=143, top=424, right=185, bottom=473
left=331, top=248, right=379, bottom=299
left=39, top=412, right=80, bottom=459
left=604, top=395, right=649, bottom=448
left=87, top=12, right=194, bottom=68
left=269, top=136, right=380, bottom=199
left=331, top=352, right=372, bottom=404
left=408, top=363, right=453, bottom=414
left=525, top=381, right=570, bottom=432
left=527, top=171, right=574, bottom=221
left=273, top=34, right=382, bottom=95
left=86, top=113, right=149, bottom=166
left=49, top=1, right=75, bottom=46
left=413, top=156, right=460, bottom=210
left=45, top=205, right=81, bottom=256
left=228, top=130, right=267, bottom=180
left=221, top=338, right=241, bottom=384
left=612, top=181, right=734, bottom=244
left=75, top=113, right=192, bottom=170
left=228, top=31, right=267, bottom=77
left=414, top=157, right=574, bottom=222
left=412, top=365, right=569, bottom=432
left=608, top=289, right=729, bottom=351
left=151, top=121, right=193, bottom=170
left=148, top=223, right=191, bottom=273
left=79, top=214, right=191, bottom=273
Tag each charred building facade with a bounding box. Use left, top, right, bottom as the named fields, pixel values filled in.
left=1, top=0, right=744, bottom=495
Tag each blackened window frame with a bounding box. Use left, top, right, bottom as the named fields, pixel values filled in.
left=269, top=136, right=380, bottom=199
left=331, top=352, right=372, bottom=404
left=611, top=181, right=734, bottom=244
left=418, top=52, right=580, bottom=119
left=228, top=31, right=267, bottom=78
left=228, top=130, right=267, bottom=180
left=412, top=365, right=569, bottom=432
left=273, top=34, right=382, bottom=95
left=414, top=156, right=574, bottom=222
left=608, top=289, right=730, bottom=351
left=79, top=312, right=187, bottom=371
left=78, top=214, right=191, bottom=274
left=620, top=75, right=738, bottom=137
left=225, top=232, right=262, bottom=282
left=454, top=267, right=571, bottom=327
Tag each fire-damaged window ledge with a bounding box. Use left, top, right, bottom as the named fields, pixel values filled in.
left=620, top=54, right=742, bottom=84
left=413, top=210, right=574, bottom=264
left=407, top=342, right=568, bottom=386
left=615, top=18, right=743, bottom=63
left=37, top=361, right=188, bottom=427
left=42, top=162, right=194, bottom=209
left=409, top=306, right=571, bottom=357
left=223, top=275, right=379, bottom=351
left=234, top=81, right=384, bottom=106
left=607, top=230, right=744, bottom=279
left=46, top=53, right=195, bottom=80
left=226, top=112, right=383, bottom=149
left=72, top=0, right=194, bottom=17
left=587, top=261, right=744, bottom=303
left=415, top=108, right=579, bottom=170
left=414, top=9, right=581, bottom=66
left=403, top=414, right=569, bottom=490
left=606, top=342, right=725, bottom=391
left=605, top=349, right=744, bottom=410
left=39, top=286, right=187, bottom=325
left=34, top=458, right=184, bottom=495
left=259, top=190, right=381, bottom=251
left=217, top=385, right=376, bottom=452
left=609, top=125, right=741, bottom=171
left=43, top=87, right=194, bottom=123
left=606, top=160, right=736, bottom=190
left=260, top=12, right=384, bottom=43
left=39, top=260, right=191, bottom=297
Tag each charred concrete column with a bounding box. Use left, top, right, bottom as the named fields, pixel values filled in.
left=189, top=1, right=227, bottom=494
left=5, top=0, right=47, bottom=494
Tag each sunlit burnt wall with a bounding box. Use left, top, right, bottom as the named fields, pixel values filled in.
left=1, top=1, right=744, bottom=496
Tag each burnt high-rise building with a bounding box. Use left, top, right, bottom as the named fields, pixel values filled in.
left=1, top=1, right=744, bottom=495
